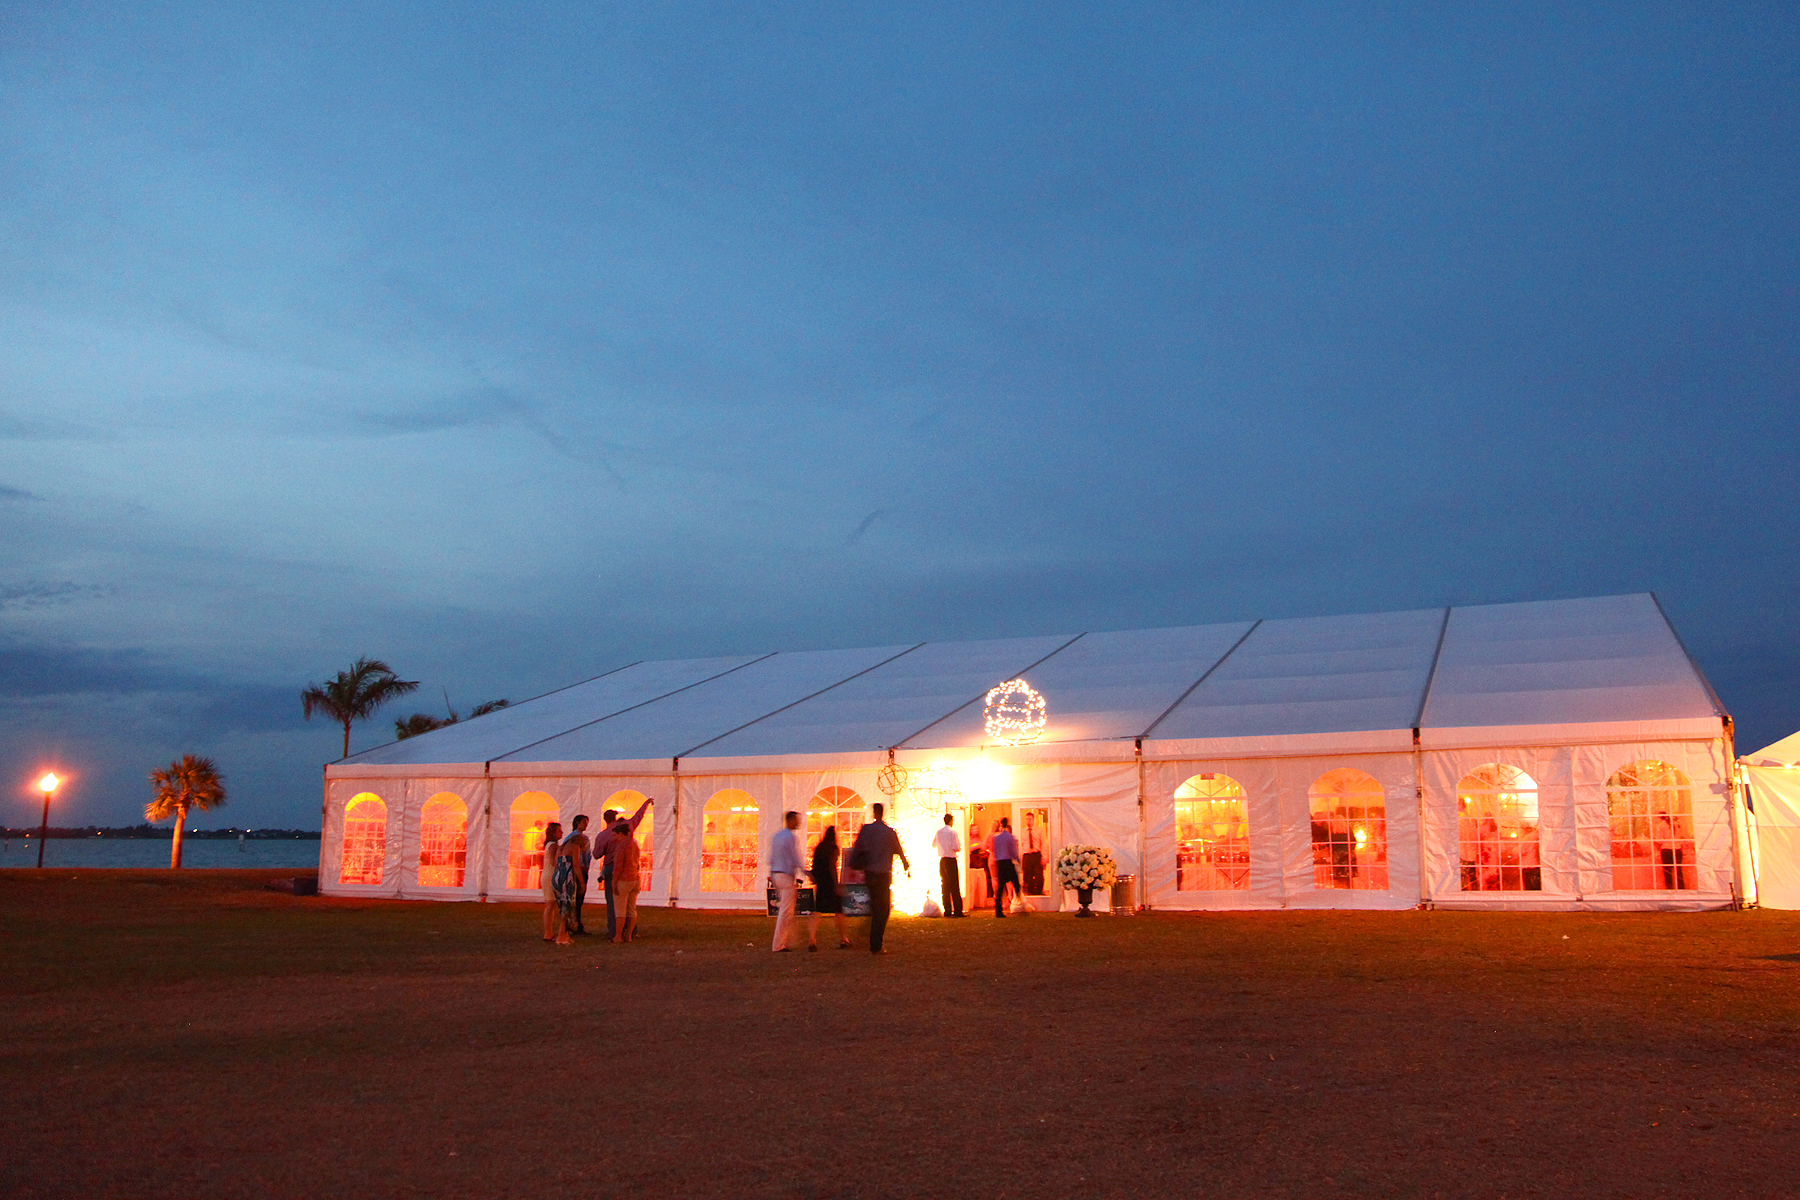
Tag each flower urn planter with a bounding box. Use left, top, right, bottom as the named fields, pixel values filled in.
left=1075, top=886, right=1095, bottom=916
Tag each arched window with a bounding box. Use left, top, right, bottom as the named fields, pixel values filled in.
left=1606, top=760, right=1695, bottom=890
left=701, top=789, right=760, bottom=893
left=1309, top=769, right=1387, bottom=891
left=807, top=786, right=866, bottom=860
left=507, top=791, right=560, bottom=891
left=340, top=792, right=387, bottom=885
left=1456, top=766, right=1540, bottom=892
left=1174, top=773, right=1250, bottom=891
left=417, top=792, right=468, bottom=889
left=605, top=789, right=654, bottom=892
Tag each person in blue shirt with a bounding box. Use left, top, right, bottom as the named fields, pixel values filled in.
left=848, top=802, right=910, bottom=953
left=769, top=810, right=805, bottom=952
left=990, top=817, right=1022, bottom=917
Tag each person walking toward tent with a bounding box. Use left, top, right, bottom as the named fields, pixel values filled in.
left=563, top=814, right=592, bottom=935
left=808, top=825, right=851, bottom=950
left=607, top=815, right=646, bottom=943
left=991, top=817, right=1022, bottom=916
left=933, top=813, right=964, bottom=917
left=849, top=802, right=909, bottom=953
left=594, top=797, right=652, bottom=939
left=769, top=810, right=805, bottom=952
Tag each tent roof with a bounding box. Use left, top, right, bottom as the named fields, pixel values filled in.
left=335, top=593, right=1726, bottom=770
left=1744, top=730, right=1800, bottom=767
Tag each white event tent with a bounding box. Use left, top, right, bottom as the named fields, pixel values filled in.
left=320, top=593, right=1753, bottom=913
left=1738, top=731, right=1800, bottom=909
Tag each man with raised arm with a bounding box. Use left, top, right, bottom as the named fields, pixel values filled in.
left=592, top=797, right=652, bottom=940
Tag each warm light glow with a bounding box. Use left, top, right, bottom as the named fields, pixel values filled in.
left=37, top=773, right=60, bottom=793
left=961, top=759, right=1011, bottom=797
left=983, top=678, right=1047, bottom=746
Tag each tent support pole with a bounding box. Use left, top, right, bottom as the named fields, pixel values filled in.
left=666, top=757, right=681, bottom=908
left=477, top=763, right=492, bottom=901
left=1135, top=739, right=1148, bottom=912
left=1414, top=729, right=1429, bottom=908
left=1721, top=719, right=1749, bottom=908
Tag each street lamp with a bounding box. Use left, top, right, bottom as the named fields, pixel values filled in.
left=35, top=772, right=60, bottom=869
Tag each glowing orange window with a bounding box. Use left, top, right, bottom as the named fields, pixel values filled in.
left=340, top=792, right=387, bottom=885
left=1309, top=769, right=1388, bottom=891
left=1174, top=773, right=1250, bottom=891
left=806, top=786, right=866, bottom=861
left=701, top=789, right=759, bottom=893
left=417, top=792, right=468, bottom=888
left=1606, top=760, right=1695, bottom=891
left=507, top=791, right=560, bottom=890
left=604, top=789, right=653, bottom=892
left=1457, top=765, right=1541, bottom=892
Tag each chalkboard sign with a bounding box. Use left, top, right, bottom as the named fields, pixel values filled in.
left=766, top=885, right=815, bottom=916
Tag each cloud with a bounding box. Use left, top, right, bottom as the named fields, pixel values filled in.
left=0, top=485, right=40, bottom=500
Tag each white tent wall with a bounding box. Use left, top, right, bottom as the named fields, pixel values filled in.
left=1570, top=739, right=1735, bottom=909
left=397, top=777, right=488, bottom=900
left=483, top=776, right=582, bottom=902
left=1420, top=746, right=1577, bottom=908
left=1046, top=761, right=1143, bottom=913
left=320, top=776, right=404, bottom=898
left=1144, top=758, right=1284, bottom=911
left=1744, top=767, right=1800, bottom=909
left=1278, top=752, right=1420, bottom=910
left=678, top=773, right=780, bottom=909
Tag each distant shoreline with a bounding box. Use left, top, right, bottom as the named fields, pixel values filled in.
left=1, top=826, right=320, bottom=840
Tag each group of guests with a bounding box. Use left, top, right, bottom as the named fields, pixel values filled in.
left=767, top=805, right=1035, bottom=955
left=539, top=797, right=653, bottom=945
left=769, top=801, right=914, bottom=954
left=960, top=816, right=1030, bottom=916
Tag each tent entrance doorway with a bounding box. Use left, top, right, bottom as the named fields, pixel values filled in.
left=967, top=801, right=1057, bottom=913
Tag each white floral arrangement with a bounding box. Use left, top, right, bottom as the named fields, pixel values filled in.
left=1054, top=844, right=1118, bottom=891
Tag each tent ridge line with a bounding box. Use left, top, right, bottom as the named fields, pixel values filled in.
left=1139, top=619, right=1263, bottom=740
left=891, top=632, right=1088, bottom=750
left=1411, top=605, right=1454, bottom=736
left=491, top=651, right=782, bottom=763
left=1648, top=591, right=1730, bottom=722
left=672, top=642, right=931, bottom=760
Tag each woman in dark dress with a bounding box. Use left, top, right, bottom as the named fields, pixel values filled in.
left=807, top=825, right=852, bottom=950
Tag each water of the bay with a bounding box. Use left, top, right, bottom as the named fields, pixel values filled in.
left=0, top=837, right=321, bottom=870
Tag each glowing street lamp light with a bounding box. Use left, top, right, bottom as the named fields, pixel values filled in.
left=35, top=772, right=61, bottom=869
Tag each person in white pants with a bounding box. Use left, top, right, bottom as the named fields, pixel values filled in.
left=769, top=810, right=805, bottom=952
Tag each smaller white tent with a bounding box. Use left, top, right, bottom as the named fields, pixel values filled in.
left=1740, top=733, right=1800, bottom=909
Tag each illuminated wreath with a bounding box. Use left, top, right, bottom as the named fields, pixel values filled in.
left=876, top=761, right=910, bottom=798
left=984, top=678, right=1047, bottom=746
left=907, top=764, right=964, bottom=815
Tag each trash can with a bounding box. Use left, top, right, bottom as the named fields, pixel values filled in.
left=1110, top=874, right=1135, bottom=914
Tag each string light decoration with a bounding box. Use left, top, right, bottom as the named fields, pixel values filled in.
left=983, top=678, right=1048, bottom=746
left=907, top=764, right=964, bottom=816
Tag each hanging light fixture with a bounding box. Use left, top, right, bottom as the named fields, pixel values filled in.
left=983, top=678, right=1047, bottom=746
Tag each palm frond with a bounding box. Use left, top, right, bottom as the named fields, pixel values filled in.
left=145, top=754, right=227, bottom=823
left=468, top=699, right=510, bottom=718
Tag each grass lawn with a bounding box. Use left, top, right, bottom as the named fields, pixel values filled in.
left=4, top=870, right=1800, bottom=1199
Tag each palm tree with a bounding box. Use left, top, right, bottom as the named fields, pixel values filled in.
left=302, top=657, right=420, bottom=759
left=394, top=698, right=510, bottom=740
left=146, top=755, right=227, bottom=869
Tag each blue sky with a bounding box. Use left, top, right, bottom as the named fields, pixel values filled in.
left=3, top=2, right=1796, bottom=827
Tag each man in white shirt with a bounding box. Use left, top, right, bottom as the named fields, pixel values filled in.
left=932, top=813, right=964, bottom=918
left=769, top=810, right=805, bottom=952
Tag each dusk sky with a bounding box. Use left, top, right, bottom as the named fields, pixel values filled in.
left=3, top=3, right=1796, bottom=829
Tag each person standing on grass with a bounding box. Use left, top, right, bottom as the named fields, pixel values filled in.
left=991, top=817, right=1022, bottom=917
left=539, top=822, right=570, bottom=944
left=593, top=797, right=652, bottom=939
left=808, top=825, right=851, bottom=951
left=849, top=802, right=909, bottom=953
left=769, top=810, right=804, bottom=953
left=607, top=816, right=646, bottom=943
left=933, top=813, right=964, bottom=918
left=563, top=815, right=593, bottom=935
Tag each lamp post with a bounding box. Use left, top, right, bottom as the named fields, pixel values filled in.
left=35, top=772, right=60, bottom=869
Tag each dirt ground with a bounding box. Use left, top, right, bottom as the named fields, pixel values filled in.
left=4, top=871, right=1800, bottom=1199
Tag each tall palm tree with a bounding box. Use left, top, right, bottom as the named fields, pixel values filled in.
left=302, top=657, right=420, bottom=759
left=146, top=755, right=227, bottom=869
